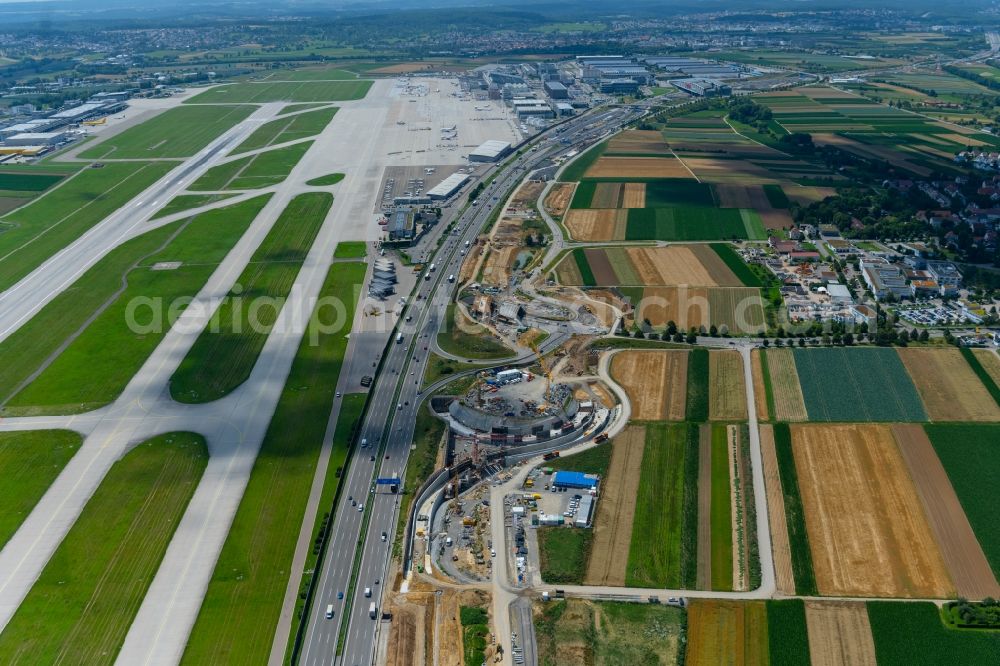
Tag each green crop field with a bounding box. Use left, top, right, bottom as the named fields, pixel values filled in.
left=333, top=240, right=366, bottom=258
left=307, top=173, right=346, bottom=187
left=771, top=423, right=817, bottom=596
left=151, top=193, right=238, bottom=219
left=190, top=141, right=311, bottom=190
left=0, top=432, right=207, bottom=664
left=710, top=243, right=763, bottom=287
left=625, top=422, right=698, bottom=588
left=793, top=348, right=926, bottom=421
left=0, top=161, right=174, bottom=292
left=546, top=442, right=612, bottom=477
left=186, top=80, right=372, bottom=104
left=686, top=348, right=710, bottom=422
left=0, top=430, right=81, bottom=549
left=762, top=184, right=789, bottom=208
left=625, top=206, right=748, bottom=241
left=559, top=140, right=607, bottom=183
left=868, top=602, right=1000, bottom=665
left=766, top=600, right=811, bottom=666
left=233, top=107, right=336, bottom=153
left=80, top=105, right=255, bottom=159
left=710, top=424, right=733, bottom=591
left=645, top=180, right=716, bottom=207
left=925, top=424, right=1000, bottom=577
left=182, top=262, right=364, bottom=665
left=4, top=196, right=269, bottom=415
left=0, top=172, right=64, bottom=192
left=170, top=192, right=331, bottom=403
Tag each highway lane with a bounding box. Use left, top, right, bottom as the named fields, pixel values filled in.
left=301, top=105, right=645, bottom=666
left=0, top=103, right=281, bottom=345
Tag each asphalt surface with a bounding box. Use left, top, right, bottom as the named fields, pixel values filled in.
left=300, top=105, right=647, bottom=666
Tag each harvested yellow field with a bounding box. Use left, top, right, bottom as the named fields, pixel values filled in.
left=709, top=351, right=747, bottom=420
left=543, top=182, right=574, bottom=218
left=791, top=424, right=955, bottom=598
left=686, top=600, right=769, bottom=666
left=750, top=351, right=769, bottom=420
left=804, top=601, right=877, bottom=666
left=898, top=348, right=1000, bottom=421
left=585, top=156, right=691, bottom=179
left=764, top=349, right=807, bottom=421
left=563, top=209, right=627, bottom=241
left=621, top=182, right=645, bottom=208
left=680, top=157, right=778, bottom=184
left=610, top=350, right=688, bottom=421
left=973, top=348, right=1000, bottom=385
left=784, top=186, right=837, bottom=205
left=608, top=129, right=670, bottom=154
left=624, top=245, right=742, bottom=287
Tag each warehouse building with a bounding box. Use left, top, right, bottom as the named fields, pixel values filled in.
left=671, top=79, right=731, bottom=97
left=388, top=207, right=415, bottom=241
left=469, top=140, right=512, bottom=163
left=575, top=494, right=594, bottom=527
left=600, top=79, right=640, bottom=95
left=5, top=131, right=67, bottom=147
left=544, top=81, right=569, bottom=99
left=552, top=470, right=599, bottom=491
left=426, top=172, right=470, bottom=199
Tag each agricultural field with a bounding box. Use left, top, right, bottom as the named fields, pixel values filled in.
left=709, top=425, right=734, bottom=591
left=793, top=348, right=926, bottom=422
left=181, top=262, right=364, bottom=665
left=685, top=600, right=769, bottom=666
left=554, top=244, right=748, bottom=288
left=170, top=192, right=331, bottom=403
left=585, top=155, right=691, bottom=179
left=191, top=141, right=313, bottom=190
left=868, top=602, right=1000, bottom=665
left=232, top=106, right=336, bottom=153
left=790, top=424, right=954, bottom=598
left=585, top=426, right=645, bottom=586
left=534, top=599, right=683, bottom=666
left=80, top=104, right=255, bottom=159
left=759, top=349, right=808, bottom=421
left=926, top=424, right=1000, bottom=580
left=804, top=601, right=876, bottom=666
left=631, top=286, right=765, bottom=334
left=0, top=430, right=81, bottom=549
left=758, top=425, right=796, bottom=595
left=708, top=351, right=746, bottom=421
left=185, top=80, right=372, bottom=104
left=609, top=350, right=688, bottom=421
left=2, top=196, right=269, bottom=415
left=898, top=348, right=1000, bottom=421
left=625, top=422, right=698, bottom=589
left=0, top=161, right=174, bottom=292
left=0, top=433, right=207, bottom=664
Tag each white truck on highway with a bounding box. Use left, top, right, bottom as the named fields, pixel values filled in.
left=369, top=602, right=378, bottom=619
left=448, top=274, right=455, bottom=283
left=396, top=333, right=404, bottom=344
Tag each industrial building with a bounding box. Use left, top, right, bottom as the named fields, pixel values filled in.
left=543, top=81, right=568, bottom=99
left=4, top=131, right=67, bottom=146
left=552, top=471, right=599, bottom=491
left=426, top=173, right=470, bottom=200
left=671, top=79, right=732, bottom=97
left=555, top=103, right=574, bottom=117
left=600, top=79, right=640, bottom=95
left=574, top=494, right=594, bottom=527
left=388, top=207, right=416, bottom=241
left=861, top=258, right=910, bottom=301
left=643, top=56, right=749, bottom=79
left=469, top=140, right=512, bottom=163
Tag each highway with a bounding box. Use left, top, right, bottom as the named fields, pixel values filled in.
left=299, top=104, right=646, bottom=666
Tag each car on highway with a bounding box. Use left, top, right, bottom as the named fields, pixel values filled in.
left=337, top=591, right=344, bottom=600
left=381, top=531, right=387, bottom=542
left=370, top=455, right=375, bottom=461
left=357, top=504, right=364, bottom=512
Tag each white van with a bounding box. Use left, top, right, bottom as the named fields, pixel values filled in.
left=325, top=604, right=335, bottom=619
left=364, top=587, right=372, bottom=598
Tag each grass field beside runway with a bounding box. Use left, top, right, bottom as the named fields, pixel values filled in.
left=170, top=192, right=332, bottom=403
left=2, top=196, right=270, bottom=415
left=185, top=80, right=372, bottom=104
left=0, top=432, right=207, bottom=664
left=0, top=430, right=82, bottom=549
left=190, top=141, right=312, bottom=191
left=79, top=104, right=256, bottom=159
left=307, top=173, right=346, bottom=187
left=0, top=161, right=175, bottom=292
left=233, top=107, right=337, bottom=153
left=151, top=193, right=239, bottom=219
left=182, top=262, right=364, bottom=666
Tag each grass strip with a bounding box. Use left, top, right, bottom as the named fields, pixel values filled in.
left=546, top=442, right=612, bottom=476
left=0, top=432, right=207, bottom=664
left=170, top=192, right=331, bottom=403
left=307, top=173, right=346, bottom=187
left=5, top=196, right=270, bottom=415
left=460, top=606, right=490, bottom=666
left=333, top=241, right=366, bottom=259
left=959, top=347, right=1000, bottom=406
left=0, top=430, right=82, bottom=549
left=538, top=527, right=591, bottom=584
left=436, top=302, right=513, bottom=360
left=710, top=424, right=733, bottom=591
left=181, top=262, right=364, bottom=665
left=559, top=140, right=607, bottom=183
left=682, top=422, right=700, bottom=589
left=0, top=161, right=174, bottom=292
left=759, top=350, right=776, bottom=419
left=394, top=401, right=448, bottom=558
left=233, top=107, right=336, bottom=154
left=190, top=142, right=311, bottom=191
left=766, top=600, right=810, bottom=666
left=151, top=193, right=237, bottom=219
left=686, top=348, right=710, bottom=422
left=710, top=243, right=763, bottom=287
left=771, top=423, right=817, bottom=596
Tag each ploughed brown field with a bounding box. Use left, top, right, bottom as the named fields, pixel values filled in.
left=791, top=424, right=954, bottom=598
left=804, top=600, right=877, bottom=666
left=610, top=350, right=688, bottom=421
left=585, top=155, right=692, bottom=179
